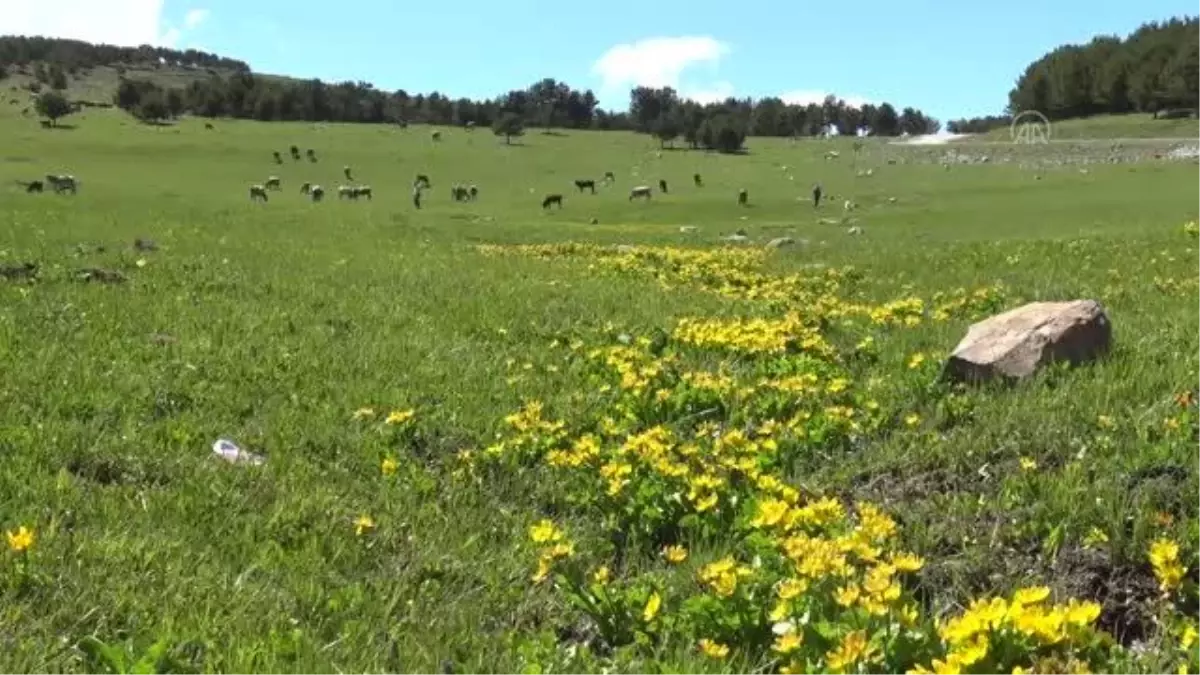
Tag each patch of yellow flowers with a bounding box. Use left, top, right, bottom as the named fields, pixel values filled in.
left=469, top=242, right=1191, bottom=673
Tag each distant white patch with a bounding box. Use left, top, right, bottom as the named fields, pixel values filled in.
left=781, top=89, right=872, bottom=109
left=4, top=0, right=203, bottom=48
left=895, top=131, right=972, bottom=145
left=592, top=36, right=731, bottom=101
left=183, top=8, right=210, bottom=30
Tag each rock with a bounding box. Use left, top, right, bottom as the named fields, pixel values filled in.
left=766, top=237, right=795, bottom=249
left=846, top=226, right=863, bottom=235
left=721, top=234, right=750, bottom=244
left=942, top=299, right=1111, bottom=384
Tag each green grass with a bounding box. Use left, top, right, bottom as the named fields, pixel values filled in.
left=0, top=105, right=1196, bottom=673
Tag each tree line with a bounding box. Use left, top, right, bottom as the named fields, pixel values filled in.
left=5, top=35, right=943, bottom=148
left=0, top=35, right=248, bottom=73
left=947, top=15, right=1198, bottom=133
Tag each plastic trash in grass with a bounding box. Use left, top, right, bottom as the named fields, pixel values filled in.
left=212, top=438, right=266, bottom=466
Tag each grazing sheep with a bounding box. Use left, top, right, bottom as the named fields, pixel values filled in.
left=431, top=130, right=442, bottom=142
left=205, top=122, right=215, bottom=130
left=338, top=185, right=358, bottom=200
left=300, top=182, right=312, bottom=195
left=737, top=188, right=748, bottom=206
left=465, top=121, right=476, bottom=131
left=16, top=180, right=43, bottom=193
left=824, top=150, right=840, bottom=160
left=603, top=171, right=615, bottom=184
left=414, top=174, right=431, bottom=189
left=468, top=185, right=478, bottom=200
left=249, top=184, right=268, bottom=201
left=310, top=185, right=325, bottom=202
left=264, top=176, right=281, bottom=191
left=343, top=165, right=353, bottom=181
left=46, top=174, right=78, bottom=194
left=629, top=185, right=652, bottom=201
left=542, top=194, right=564, bottom=209
left=658, top=179, right=668, bottom=194
left=451, top=184, right=468, bottom=202
left=843, top=199, right=856, bottom=212
left=412, top=185, right=423, bottom=209
left=355, top=185, right=372, bottom=200
left=574, top=179, right=596, bottom=194
left=273, top=151, right=283, bottom=164
left=812, top=184, right=822, bottom=208
left=693, top=173, right=702, bottom=187
left=290, top=145, right=301, bottom=160
left=306, top=149, right=317, bottom=162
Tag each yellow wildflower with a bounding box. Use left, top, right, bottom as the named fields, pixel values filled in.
left=826, top=630, right=876, bottom=672
left=1150, top=538, right=1185, bottom=592
left=778, top=577, right=808, bottom=600
left=1019, top=456, right=1038, bottom=471
left=1083, top=527, right=1109, bottom=547
left=663, top=545, right=688, bottom=564
left=835, top=584, right=860, bottom=606
left=5, top=525, right=34, bottom=552
left=528, top=519, right=563, bottom=544
left=905, top=413, right=921, bottom=428
left=354, top=514, right=375, bottom=536
left=891, top=551, right=925, bottom=572
left=908, top=352, right=926, bottom=369
left=385, top=409, right=415, bottom=425
left=592, top=566, right=610, bottom=584
left=1181, top=623, right=1198, bottom=650
left=352, top=407, right=375, bottom=420
left=532, top=556, right=552, bottom=583
left=1012, top=586, right=1050, bottom=606
left=643, top=592, right=662, bottom=622
left=380, top=457, right=399, bottom=476
left=1096, top=415, right=1115, bottom=429
left=1064, top=599, right=1101, bottom=627
left=698, top=639, right=730, bottom=659
left=751, top=498, right=791, bottom=528
left=773, top=631, right=803, bottom=654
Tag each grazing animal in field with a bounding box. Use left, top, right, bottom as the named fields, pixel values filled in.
left=824, top=150, right=840, bottom=160
left=603, top=171, right=615, bottom=184
left=737, top=188, right=748, bottom=206
left=300, top=182, right=312, bottom=195
left=355, top=185, right=372, bottom=200
left=310, top=185, right=325, bottom=202
left=250, top=184, right=269, bottom=201
left=843, top=199, right=856, bottom=212
left=40, top=119, right=53, bottom=128
left=343, top=165, right=353, bottom=180
left=264, top=176, right=282, bottom=191
left=46, top=174, right=78, bottom=194
left=574, top=179, right=596, bottom=194
left=629, top=185, right=652, bottom=201
left=658, top=179, right=668, bottom=194
left=468, top=184, right=478, bottom=200
left=16, top=180, right=43, bottom=193
left=338, top=185, right=358, bottom=200
left=813, top=184, right=822, bottom=208
left=431, top=130, right=442, bottom=142
left=306, top=149, right=317, bottom=162
left=693, top=173, right=702, bottom=187
left=542, top=194, right=564, bottom=209
left=0, top=262, right=37, bottom=281
left=413, top=185, right=423, bottom=209
left=273, top=151, right=283, bottom=164
left=414, top=174, right=431, bottom=189
left=290, top=145, right=301, bottom=160
left=205, top=122, right=215, bottom=130
left=465, top=121, right=476, bottom=131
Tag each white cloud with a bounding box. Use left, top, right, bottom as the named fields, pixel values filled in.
left=592, top=36, right=731, bottom=99
left=781, top=89, right=872, bottom=109
left=681, top=81, right=735, bottom=104
left=183, top=9, right=210, bottom=30
left=3, top=0, right=204, bottom=48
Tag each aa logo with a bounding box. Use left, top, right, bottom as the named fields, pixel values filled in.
left=1010, top=110, right=1051, bottom=144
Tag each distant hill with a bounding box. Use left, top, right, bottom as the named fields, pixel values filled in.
left=947, top=16, right=1199, bottom=134
left=0, top=35, right=945, bottom=151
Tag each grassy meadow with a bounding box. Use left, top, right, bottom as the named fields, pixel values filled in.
left=0, top=105, right=1197, bottom=673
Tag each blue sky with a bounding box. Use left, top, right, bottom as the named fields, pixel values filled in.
left=9, top=0, right=1198, bottom=121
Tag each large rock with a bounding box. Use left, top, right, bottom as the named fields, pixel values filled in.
left=942, top=299, right=1112, bottom=384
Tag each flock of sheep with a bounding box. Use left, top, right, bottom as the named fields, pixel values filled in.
left=14, top=174, right=80, bottom=195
